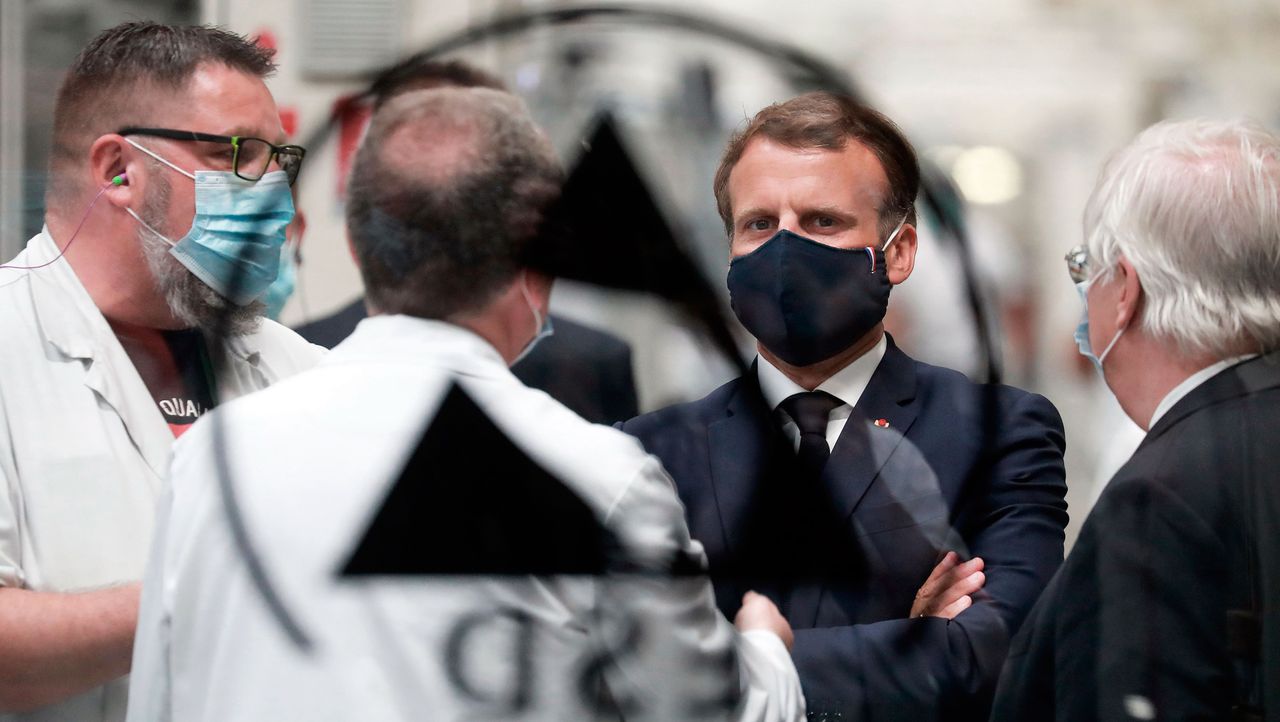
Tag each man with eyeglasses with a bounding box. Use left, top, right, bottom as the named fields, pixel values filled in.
left=0, top=22, right=322, bottom=721
left=992, top=119, right=1280, bottom=721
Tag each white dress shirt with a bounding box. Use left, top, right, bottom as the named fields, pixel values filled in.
left=756, top=334, right=888, bottom=452
left=0, top=229, right=325, bottom=722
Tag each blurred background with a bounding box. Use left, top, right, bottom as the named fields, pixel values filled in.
left=4, top=0, right=1279, bottom=547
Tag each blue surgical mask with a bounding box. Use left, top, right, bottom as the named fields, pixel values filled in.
left=261, top=241, right=299, bottom=321
left=125, top=139, right=295, bottom=306
left=1073, top=278, right=1125, bottom=374
left=512, top=274, right=554, bottom=367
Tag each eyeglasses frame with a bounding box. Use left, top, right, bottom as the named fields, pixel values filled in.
left=116, top=127, right=306, bottom=186
left=1065, top=244, right=1092, bottom=284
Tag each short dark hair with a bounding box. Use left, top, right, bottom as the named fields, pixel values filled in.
left=713, top=92, right=920, bottom=239
left=47, top=21, right=276, bottom=204
left=346, top=88, right=563, bottom=319
left=369, top=57, right=506, bottom=109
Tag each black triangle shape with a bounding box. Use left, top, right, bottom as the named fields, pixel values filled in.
left=525, top=113, right=748, bottom=376
left=341, top=383, right=624, bottom=576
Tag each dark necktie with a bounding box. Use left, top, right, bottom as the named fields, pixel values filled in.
left=779, top=391, right=843, bottom=479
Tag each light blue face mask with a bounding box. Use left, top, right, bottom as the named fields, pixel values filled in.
left=1073, top=278, right=1126, bottom=374
left=125, top=139, right=295, bottom=306
left=512, top=274, right=554, bottom=366
left=261, top=242, right=299, bottom=321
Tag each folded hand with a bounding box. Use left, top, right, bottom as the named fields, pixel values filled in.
left=910, top=551, right=985, bottom=619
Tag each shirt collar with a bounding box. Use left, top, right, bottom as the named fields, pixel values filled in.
left=1148, top=352, right=1260, bottom=428
left=23, top=227, right=114, bottom=360
left=327, top=314, right=511, bottom=379
left=756, top=333, right=888, bottom=411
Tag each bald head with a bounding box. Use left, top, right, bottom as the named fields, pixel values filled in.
left=346, top=87, right=563, bottom=319
left=369, top=88, right=513, bottom=186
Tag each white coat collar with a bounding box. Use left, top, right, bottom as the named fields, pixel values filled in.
left=24, top=228, right=111, bottom=361
left=22, top=229, right=172, bottom=484
left=326, top=314, right=512, bottom=381
left=22, top=228, right=270, bottom=483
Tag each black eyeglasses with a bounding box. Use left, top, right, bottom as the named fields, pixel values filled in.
left=1065, top=245, right=1091, bottom=284
left=117, top=127, right=306, bottom=186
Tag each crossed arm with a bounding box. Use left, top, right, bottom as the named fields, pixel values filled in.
left=792, top=392, right=1068, bottom=720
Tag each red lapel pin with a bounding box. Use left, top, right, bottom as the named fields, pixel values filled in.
left=874, top=418, right=890, bottom=428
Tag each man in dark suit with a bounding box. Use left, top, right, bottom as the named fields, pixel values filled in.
left=620, top=93, right=1069, bottom=720
left=992, top=119, right=1280, bottom=721
left=293, top=57, right=639, bottom=424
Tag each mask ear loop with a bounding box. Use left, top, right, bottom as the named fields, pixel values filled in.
left=0, top=175, right=124, bottom=271
left=866, top=214, right=909, bottom=274
left=1095, top=321, right=1126, bottom=366
left=518, top=270, right=544, bottom=336
left=881, top=215, right=908, bottom=251
left=124, top=138, right=196, bottom=180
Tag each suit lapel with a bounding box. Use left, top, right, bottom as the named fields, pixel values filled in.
left=706, top=369, right=785, bottom=560
left=820, top=339, right=920, bottom=520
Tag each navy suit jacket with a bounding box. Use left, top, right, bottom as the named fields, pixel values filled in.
left=620, top=339, right=1068, bottom=721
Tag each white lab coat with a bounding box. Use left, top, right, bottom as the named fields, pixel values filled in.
left=0, top=230, right=325, bottom=722
left=127, top=314, right=805, bottom=722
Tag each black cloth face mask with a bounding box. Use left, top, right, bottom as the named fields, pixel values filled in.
left=727, top=229, right=894, bottom=367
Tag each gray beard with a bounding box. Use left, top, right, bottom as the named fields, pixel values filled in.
left=136, top=174, right=264, bottom=336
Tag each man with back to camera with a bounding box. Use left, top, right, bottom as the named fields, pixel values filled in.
left=619, top=92, right=1069, bottom=720
left=126, top=87, right=807, bottom=722
left=0, top=22, right=323, bottom=720
left=991, top=118, right=1280, bottom=721
left=293, top=57, right=641, bottom=425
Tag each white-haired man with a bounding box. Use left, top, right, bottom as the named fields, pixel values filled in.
left=992, top=119, right=1280, bottom=721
